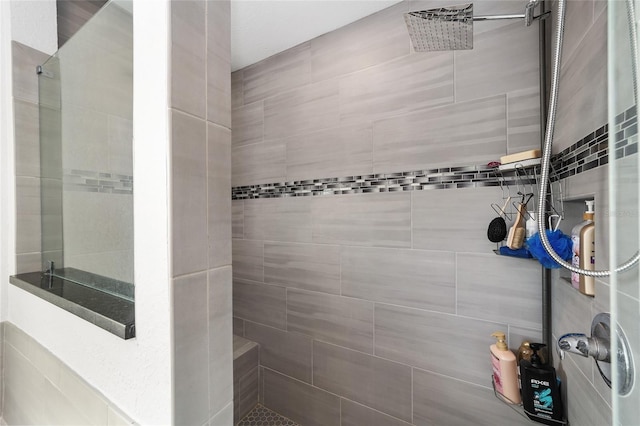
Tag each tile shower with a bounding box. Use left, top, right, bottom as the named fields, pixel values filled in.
left=231, top=1, right=543, bottom=424
left=230, top=0, right=623, bottom=425
left=3, top=0, right=628, bottom=424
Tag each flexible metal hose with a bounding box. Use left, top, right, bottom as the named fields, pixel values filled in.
left=535, top=0, right=640, bottom=277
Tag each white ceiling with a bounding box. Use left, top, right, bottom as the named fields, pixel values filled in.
left=230, top=0, right=404, bottom=71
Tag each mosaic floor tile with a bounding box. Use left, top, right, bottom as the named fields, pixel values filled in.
left=237, top=404, right=299, bottom=426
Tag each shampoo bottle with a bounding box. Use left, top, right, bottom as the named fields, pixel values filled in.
left=571, top=200, right=595, bottom=295
left=520, top=343, right=563, bottom=425
left=490, top=331, right=521, bottom=404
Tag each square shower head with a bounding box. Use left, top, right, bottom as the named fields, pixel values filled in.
left=404, top=3, right=474, bottom=52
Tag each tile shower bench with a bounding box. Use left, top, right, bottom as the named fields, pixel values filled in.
left=234, top=335, right=260, bottom=423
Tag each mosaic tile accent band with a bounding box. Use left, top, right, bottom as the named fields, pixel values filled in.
left=231, top=105, right=637, bottom=200
left=63, top=169, right=133, bottom=194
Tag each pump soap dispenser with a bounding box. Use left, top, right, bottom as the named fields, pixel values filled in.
left=520, top=343, right=563, bottom=425
left=490, top=331, right=521, bottom=404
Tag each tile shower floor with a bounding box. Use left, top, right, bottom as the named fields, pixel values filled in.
left=237, top=404, right=299, bottom=426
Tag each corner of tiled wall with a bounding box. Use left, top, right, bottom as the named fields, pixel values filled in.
left=169, top=0, right=233, bottom=424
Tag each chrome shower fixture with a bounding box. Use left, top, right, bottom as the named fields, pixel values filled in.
left=404, top=0, right=549, bottom=52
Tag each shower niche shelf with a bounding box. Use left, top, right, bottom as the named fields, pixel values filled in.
left=491, top=376, right=568, bottom=425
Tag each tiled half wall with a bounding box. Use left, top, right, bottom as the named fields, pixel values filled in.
left=1, top=322, right=135, bottom=425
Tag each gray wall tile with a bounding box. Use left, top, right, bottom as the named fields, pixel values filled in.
left=14, top=99, right=40, bottom=177
left=208, top=123, right=232, bottom=269
left=15, top=177, right=41, bottom=255
left=561, top=0, right=595, bottom=62
left=287, top=289, right=373, bottom=354
left=508, top=326, right=543, bottom=353
left=208, top=267, right=233, bottom=416
left=412, top=186, right=504, bottom=253
left=107, top=115, right=133, bottom=176
left=285, top=123, right=373, bottom=181
left=209, top=402, right=233, bottom=426
left=16, top=253, right=42, bottom=274
left=560, top=356, right=611, bottom=426
left=339, top=51, right=453, bottom=126
left=413, top=368, right=531, bottom=426
left=617, top=291, right=640, bottom=425
left=233, top=317, right=245, bottom=337
left=264, top=242, right=340, bottom=295
left=374, top=304, right=507, bottom=386
left=171, top=0, right=206, bottom=118
left=12, top=41, right=51, bottom=104
left=372, top=95, right=507, bottom=173
left=232, top=239, right=264, bottom=283
left=233, top=279, right=286, bottom=330
left=173, top=272, right=210, bottom=426
left=342, top=246, right=455, bottom=313
left=262, top=368, right=340, bottom=426
left=56, top=0, right=108, bottom=47
left=233, top=336, right=259, bottom=380
left=310, top=2, right=409, bottom=82
left=457, top=253, right=542, bottom=329
left=340, top=399, right=412, bottom=426
left=552, top=278, right=594, bottom=377
left=244, top=197, right=312, bottom=243
left=311, top=192, right=411, bottom=248
left=313, top=341, right=412, bottom=422
left=231, top=70, right=243, bottom=109
left=232, top=140, right=286, bottom=187
left=232, top=101, right=263, bottom=148
left=243, top=42, right=312, bottom=105
left=507, top=87, right=541, bottom=153
left=232, top=200, right=244, bottom=239
left=264, top=79, right=339, bottom=141
left=171, top=110, right=208, bottom=277
left=245, top=321, right=312, bottom=383
left=555, top=9, right=607, bottom=152
left=206, top=0, right=231, bottom=128
left=455, top=21, right=539, bottom=103
left=57, top=366, right=109, bottom=425
left=237, top=367, right=259, bottom=421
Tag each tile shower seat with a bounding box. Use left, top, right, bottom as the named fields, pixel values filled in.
left=234, top=334, right=260, bottom=423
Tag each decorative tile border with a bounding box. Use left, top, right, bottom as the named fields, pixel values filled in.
left=231, top=105, right=637, bottom=200
left=63, top=169, right=133, bottom=194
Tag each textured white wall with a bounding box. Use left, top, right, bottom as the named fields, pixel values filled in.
left=0, top=0, right=16, bottom=323
left=10, top=0, right=57, bottom=55
left=3, top=0, right=173, bottom=423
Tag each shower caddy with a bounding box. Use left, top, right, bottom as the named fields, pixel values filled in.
left=490, top=158, right=565, bottom=254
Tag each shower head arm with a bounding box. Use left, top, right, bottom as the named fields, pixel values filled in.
left=473, top=11, right=550, bottom=24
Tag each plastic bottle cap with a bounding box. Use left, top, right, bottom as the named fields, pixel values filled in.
left=491, top=331, right=508, bottom=350
left=529, top=342, right=547, bottom=367
left=585, top=200, right=595, bottom=213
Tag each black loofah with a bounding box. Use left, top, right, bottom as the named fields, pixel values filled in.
left=487, top=217, right=507, bottom=242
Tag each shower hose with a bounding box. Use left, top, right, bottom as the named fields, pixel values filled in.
left=536, top=0, right=640, bottom=277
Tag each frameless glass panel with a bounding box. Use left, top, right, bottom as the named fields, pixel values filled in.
left=608, top=0, right=640, bottom=423
left=38, top=0, right=133, bottom=295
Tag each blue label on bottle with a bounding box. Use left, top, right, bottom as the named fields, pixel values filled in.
left=531, top=381, right=553, bottom=417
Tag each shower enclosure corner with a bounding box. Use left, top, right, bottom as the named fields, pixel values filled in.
left=38, top=0, right=134, bottom=298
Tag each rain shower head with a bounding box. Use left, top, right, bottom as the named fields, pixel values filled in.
left=405, top=1, right=548, bottom=52
left=404, top=4, right=474, bottom=52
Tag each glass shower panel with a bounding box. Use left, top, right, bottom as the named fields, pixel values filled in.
left=608, top=0, right=640, bottom=423
left=38, top=0, right=133, bottom=291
